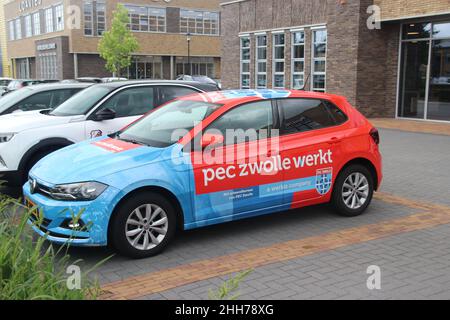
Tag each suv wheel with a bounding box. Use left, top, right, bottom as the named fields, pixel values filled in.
left=331, top=164, right=374, bottom=217
left=110, top=192, right=176, bottom=259
left=22, top=148, right=60, bottom=184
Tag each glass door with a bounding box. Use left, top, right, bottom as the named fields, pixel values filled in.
left=428, top=23, right=450, bottom=121
left=398, top=21, right=450, bottom=121
left=398, top=41, right=429, bottom=119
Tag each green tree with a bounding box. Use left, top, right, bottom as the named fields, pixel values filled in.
left=98, top=4, right=139, bottom=77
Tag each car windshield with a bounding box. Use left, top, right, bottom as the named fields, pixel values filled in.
left=0, top=87, right=35, bottom=113
left=0, top=80, right=11, bottom=86
left=50, top=85, right=113, bottom=116
left=117, top=100, right=222, bottom=148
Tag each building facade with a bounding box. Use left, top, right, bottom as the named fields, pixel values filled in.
left=5, top=0, right=221, bottom=80
left=0, top=0, right=10, bottom=77
left=221, top=0, right=450, bottom=122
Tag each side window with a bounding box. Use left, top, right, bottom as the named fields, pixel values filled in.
left=279, top=99, right=336, bottom=135
left=101, top=86, right=155, bottom=118
left=49, top=89, right=80, bottom=109
left=325, top=101, right=348, bottom=125
left=13, top=91, right=53, bottom=112
left=159, top=86, right=198, bottom=105
left=207, top=100, right=273, bottom=145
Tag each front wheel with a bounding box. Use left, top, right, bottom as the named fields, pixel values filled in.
left=331, top=164, right=374, bottom=217
left=109, top=192, right=176, bottom=259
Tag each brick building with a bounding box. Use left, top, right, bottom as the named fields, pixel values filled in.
left=4, top=0, right=221, bottom=80
left=220, top=0, right=450, bottom=121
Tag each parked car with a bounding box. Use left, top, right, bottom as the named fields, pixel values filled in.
left=176, top=75, right=221, bottom=89
left=2, top=79, right=59, bottom=96
left=0, top=83, right=91, bottom=116
left=23, top=89, right=382, bottom=258
left=0, top=78, right=13, bottom=96
left=0, top=80, right=218, bottom=186
left=102, top=77, right=128, bottom=83
left=75, top=77, right=103, bottom=83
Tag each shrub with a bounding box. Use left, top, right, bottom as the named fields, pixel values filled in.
left=0, top=194, right=104, bottom=300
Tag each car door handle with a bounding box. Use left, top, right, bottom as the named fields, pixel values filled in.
left=328, top=137, right=341, bottom=144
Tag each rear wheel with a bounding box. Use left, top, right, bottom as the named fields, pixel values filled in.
left=109, top=192, right=176, bottom=259
left=331, top=164, right=374, bottom=217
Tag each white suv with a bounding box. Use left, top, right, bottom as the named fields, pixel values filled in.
left=0, top=80, right=217, bottom=186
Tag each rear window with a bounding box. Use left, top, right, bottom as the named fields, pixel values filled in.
left=278, top=98, right=347, bottom=135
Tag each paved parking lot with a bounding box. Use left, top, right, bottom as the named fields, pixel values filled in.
left=5, top=124, right=450, bottom=300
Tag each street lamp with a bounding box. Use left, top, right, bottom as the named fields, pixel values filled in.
left=186, top=32, right=191, bottom=75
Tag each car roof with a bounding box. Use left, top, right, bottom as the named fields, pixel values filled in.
left=21, top=82, right=93, bottom=91
left=178, top=89, right=344, bottom=105
left=95, top=79, right=217, bottom=90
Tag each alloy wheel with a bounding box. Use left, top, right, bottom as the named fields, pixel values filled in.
left=341, top=172, right=370, bottom=210
left=125, top=204, right=168, bottom=251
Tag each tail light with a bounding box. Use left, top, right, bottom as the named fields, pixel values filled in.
left=370, top=128, right=380, bottom=145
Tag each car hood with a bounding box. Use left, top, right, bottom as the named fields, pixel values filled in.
left=30, top=137, right=169, bottom=185
left=0, top=111, right=80, bottom=132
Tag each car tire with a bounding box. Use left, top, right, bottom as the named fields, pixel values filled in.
left=109, top=192, right=177, bottom=259
left=23, top=148, right=60, bottom=184
left=331, top=164, right=374, bottom=217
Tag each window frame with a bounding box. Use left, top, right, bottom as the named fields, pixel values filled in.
left=179, top=9, right=219, bottom=36
left=32, top=12, right=41, bottom=36
left=311, top=28, right=327, bottom=92
left=291, top=30, right=305, bottom=90
left=55, top=4, right=64, bottom=31
left=83, top=0, right=94, bottom=36
left=240, top=36, right=251, bottom=89
left=275, top=98, right=348, bottom=137
left=272, top=32, right=286, bottom=89
left=15, top=18, right=22, bottom=40
left=24, top=15, right=32, bottom=38
left=45, top=7, right=54, bottom=33
left=255, top=34, right=267, bottom=89
left=9, top=20, right=15, bottom=41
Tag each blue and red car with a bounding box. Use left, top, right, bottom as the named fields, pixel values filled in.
left=24, top=90, right=382, bottom=258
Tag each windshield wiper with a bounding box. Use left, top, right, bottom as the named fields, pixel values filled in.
left=116, top=134, right=149, bottom=146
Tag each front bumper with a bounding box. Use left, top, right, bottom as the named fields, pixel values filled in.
left=23, top=181, right=121, bottom=247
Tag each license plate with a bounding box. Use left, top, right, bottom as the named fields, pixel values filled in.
left=25, top=198, right=41, bottom=221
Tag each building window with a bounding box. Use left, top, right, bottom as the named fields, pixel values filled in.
left=84, top=1, right=93, bottom=35
left=122, top=56, right=163, bottom=79
left=273, top=33, right=285, bottom=88
left=55, top=4, right=64, bottom=31
left=292, top=31, right=305, bottom=89
left=125, top=5, right=166, bottom=33
left=240, top=36, right=251, bottom=89
left=176, top=57, right=215, bottom=78
left=255, top=34, right=267, bottom=88
left=96, top=0, right=106, bottom=35
left=45, top=8, right=54, bottom=33
left=312, top=29, right=327, bottom=92
left=24, top=15, right=32, bottom=38
left=33, top=12, right=41, bottom=36
left=39, top=52, right=58, bottom=79
left=9, top=21, right=15, bottom=41
left=180, top=10, right=219, bottom=36
left=15, top=18, right=22, bottom=40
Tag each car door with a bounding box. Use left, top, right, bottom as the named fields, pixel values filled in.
left=276, top=98, right=348, bottom=208
left=157, top=85, right=202, bottom=105
left=191, top=99, right=284, bottom=223
left=84, top=85, right=156, bottom=139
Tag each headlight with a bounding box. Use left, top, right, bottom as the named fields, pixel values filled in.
left=0, top=133, right=15, bottom=143
left=50, top=182, right=108, bottom=201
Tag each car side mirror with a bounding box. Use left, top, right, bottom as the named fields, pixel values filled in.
left=201, top=133, right=224, bottom=150
left=94, top=108, right=116, bottom=121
